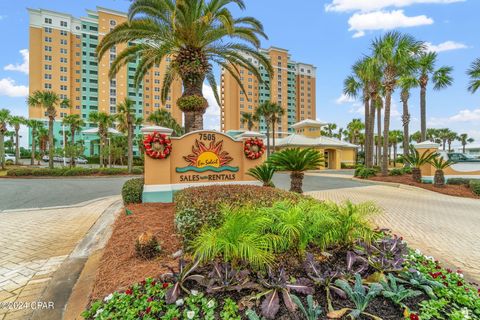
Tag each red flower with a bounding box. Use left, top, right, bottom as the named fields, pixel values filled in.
left=435, top=265, right=441, bottom=270
left=443, top=282, right=449, bottom=287
left=410, top=314, right=419, bottom=320
left=162, top=282, right=169, bottom=288
left=457, top=269, right=463, bottom=274
left=477, top=288, right=480, bottom=295
left=457, top=281, right=463, bottom=286
left=147, top=297, right=154, bottom=302
left=465, top=288, right=470, bottom=292
left=151, top=281, right=156, bottom=286
left=125, top=288, right=133, bottom=295
left=446, top=268, right=452, bottom=273
left=146, top=306, right=152, bottom=314
left=141, top=280, right=146, bottom=286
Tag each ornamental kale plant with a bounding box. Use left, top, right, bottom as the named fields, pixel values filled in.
left=398, top=269, right=444, bottom=299
left=257, top=268, right=314, bottom=319
left=206, top=262, right=258, bottom=293
left=161, top=259, right=206, bottom=304
left=380, top=273, right=422, bottom=307
left=356, top=234, right=407, bottom=273
left=291, top=294, right=323, bottom=320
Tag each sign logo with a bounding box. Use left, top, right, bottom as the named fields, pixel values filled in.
left=176, top=134, right=239, bottom=173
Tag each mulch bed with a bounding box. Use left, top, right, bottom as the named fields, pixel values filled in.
left=91, top=203, right=182, bottom=300
left=369, top=174, right=479, bottom=199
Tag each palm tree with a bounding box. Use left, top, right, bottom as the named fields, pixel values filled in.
left=336, top=127, right=344, bottom=141
left=37, top=126, right=49, bottom=163
left=27, top=120, right=44, bottom=166
left=268, top=148, right=324, bottom=193
left=247, top=163, right=276, bottom=187
left=8, top=116, right=25, bottom=165
left=240, top=112, right=257, bottom=131
left=270, top=103, right=285, bottom=151
left=446, top=131, right=457, bottom=152
left=97, top=0, right=272, bottom=133
left=255, top=101, right=276, bottom=156
left=0, top=109, right=11, bottom=170
left=467, top=58, right=480, bottom=94
left=429, top=156, right=453, bottom=187
left=27, top=91, right=66, bottom=169
left=62, top=114, right=85, bottom=167
left=388, top=130, right=403, bottom=165
left=373, top=31, right=424, bottom=175
left=410, top=131, right=422, bottom=144
left=458, top=133, right=474, bottom=154
left=323, top=123, right=337, bottom=137
left=436, top=128, right=451, bottom=151
left=398, top=75, right=419, bottom=158
left=116, top=98, right=137, bottom=173
left=89, top=112, right=114, bottom=168
left=147, top=109, right=183, bottom=136
left=417, top=52, right=453, bottom=141
left=346, top=118, right=365, bottom=145
left=403, top=146, right=437, bottom=182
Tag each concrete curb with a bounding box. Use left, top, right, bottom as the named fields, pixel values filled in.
left=30, top=199, right=123, bottom=320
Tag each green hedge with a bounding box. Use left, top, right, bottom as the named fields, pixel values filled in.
left=447, top=178, right=479, bottom=185
left=354, top=165, right=377, bottom=179
left=122, top=178, right=144, bottom=204
left=388, top=168, right=404, bottom=176
left=174, top=185, right=304, bottom=243
left=470, top=180, right=480, bottom=195
left=6, top=167, right=144, bottom=177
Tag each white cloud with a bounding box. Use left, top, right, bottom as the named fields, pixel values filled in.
left=335, top=93, right=356, bottom=104
left=425, top=41, right=468, bottom=53
left=348, top=10, right=433, bottom=38
left=4, top=49, right=29, bottom=74
left=202, top=83, right=220, bottom=131
left=349, top=100, right=401, bottom=119
left=429, top=108, right=480, bottom=126
left=0, top=15, right=6, bottom=20
left=0, top=78, right=28, bottom=97
left=326, top=0, right=464, bottom=13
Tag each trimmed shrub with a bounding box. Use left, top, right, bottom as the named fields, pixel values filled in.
left=354, top=165, right=377, bottom=179
left=389, top=168, right=404, bottom=176
left=470, top=180, right=480, bottom=196
left=341, top=162, right=356, bottom=169
left=6, top=167, right=143, bottom=177
left=447, top=178, right=472, bottom=186
left=174, top=185, right=303, bottom=243
left=121, top=178, right=144, bottom=204
left=402, top=166, right=413, bottom=174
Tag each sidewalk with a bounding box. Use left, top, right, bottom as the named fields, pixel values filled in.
left=0, top=196, right=121, bottom=320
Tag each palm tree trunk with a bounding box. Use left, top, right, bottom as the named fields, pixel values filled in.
left=127, top=118, right=133, bottom=174
left=99, top=131, right=104, bottom=168
left=70, top=129, right=75, bottom=167
left=31, top=130, right=36, bottom=166
left=48, top=117, right=54, bottom=169
left=272, top=117, right=276, bottom=154
left=420, top=85, right=427, bottom=142
left=290, top=171, right=304, bottom=193
left=463, top=144, right=466, bottom=154
left=367, top=98, right=376, bottom=168
left=182, top=77, right=206, bottom=133
left=0, top=132, right=4, bottom=170
left=382, top=91, right=392, bottom=176
left=401, top=97, right=410, bottom=159
left=434, top=169, right=445, bottom=187
left=376, top=101, right=382, bottom=166
left=364, top=97, right=371, bottom=167
left=412, top=167, right=422, bottom=182
left=14, top=129, right=20, bottom=165
left=266, top=123, right=271, bottom=157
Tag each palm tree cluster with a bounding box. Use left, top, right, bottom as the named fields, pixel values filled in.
left=410, top=128, right=474, bottom=153
left=344, top=31, right=454, bottom=175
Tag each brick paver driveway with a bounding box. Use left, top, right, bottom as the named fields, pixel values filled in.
left=0, top=196, right=120, bottom=320
left=305, top=178, right=480, bottom=283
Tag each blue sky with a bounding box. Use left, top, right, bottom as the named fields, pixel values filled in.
left=1, top=0, right=479, bottom=147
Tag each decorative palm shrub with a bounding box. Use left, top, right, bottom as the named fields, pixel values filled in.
left=470, top=180, right=480, bottom=195
left=247, top=163, right=276, bottom=187
left=268, top=148, right=324, bottom=193
left=135, top=232, right=161, bottom=259
left=429, top=156, right=453, bottom=187
left=402, top=146, right=437, bottom=182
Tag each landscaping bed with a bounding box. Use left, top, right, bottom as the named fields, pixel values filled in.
left=4, top=166, right=143, bottom=177
left=368, top=174, right=480, bottom=199
left=84, top=185, right=480, bottom=319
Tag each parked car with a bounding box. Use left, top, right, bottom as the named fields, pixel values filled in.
left=42, top=155, right=49, bottom=162
left=75, top=157, right=88, bottom=164
left=5, top=153, right=15, bottom=164
left=447, top=153, right=480, bottom=163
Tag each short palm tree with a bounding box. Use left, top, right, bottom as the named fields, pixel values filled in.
left=147, top=109, right=184, bottom=137
left=240, top=112, right=258, bottom=131
left=26, top=120, right=44, bottom=166
left=398, top=75, right=419, bottom=158
left=467, top=58, right=480, bottom=94
left=323, top=123, right=337, bottom=137
left=37, top=126, right=49, bottom=162
left=429, top=156, right=453, bottom=187
left=417, top=51, right=453, bottom=141
left=27, top=90, right=65, bottom=169
left=62, top=114, right=85, bottom=166
left=270, top=103, right=285, bottom=151
left=255, top=101, right=277, bottom=157
left=0, top=109, right=11, bottom=170
left=247, top=163, right=276, bottom=187
left=268, top=148, right=324, bottom=193
left=97, top=0, right=272, bottom=133
left=8, top=116, right=26, bottom=165
left=89, top=112, right=115, bottom=168
left=346, top=118, right=365, bottom=145
left=402, top=146, right=437, bottom=182
left=458, top=133, right=474, bottom=154
left=116, top=98, right=137, bottom=173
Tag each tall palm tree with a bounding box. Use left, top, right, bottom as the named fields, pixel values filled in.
left=417, top=51, right=453, bottom=141
left=336, top=127, right=344, bottom=141
left=97, top=0, right=272, bottom=133
left=346, top=118, right=365, bottom=145
left=0, top=109, right=11, bottom=170
left=436, top=128, right=451, bottom=151
left=446, top=131, right=457, bottom=152
left=458, top=134, right=474, bottom=154
left=270, top=103, right=285, bottom=151
left=147, top=109, right=183, bottom=136
left=373, top=31, right=424, bottom=175
left=388, top=130, right=403, bottom=165
left=255, top=101, right=277, bottom=156
left=398, top=75, right=419, bottom=158
left=89, top=112, right=114, bottom=168
left=467, top=58, right=480, bottom=94
left=116, top=98, right=137, bottom=173
left=26, top=120, right=44, bottom=166
left=8, top=116, right=25, bottom=165
left=62, top=114, right=85, bottom=167
left=240, top=112, right=257, bottom=131
left=37, top=126, right=49, bottom=162
left=323, top=123, right=337, bottom=137
left=27, top=90, right=66, bottom=169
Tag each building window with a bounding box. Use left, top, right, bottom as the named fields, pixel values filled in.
left=45, top=18, right=52, bottom=24
left=60, top=76, right=67, bottom=82
left=44, top=27, right=52, bottom=33
left=60, top=85, right=68, bottom=91
left=60, top=30, right=68, bottom=36
left=44, top=37, right=52, bottom=42
left=60, top=21, right=68, bottom=27
left=110, top=20, right=117, bottom=26
left=44, top=83, right=52, bottom=89
left=60, top=48, right=68, bottom=54
left=45, top=55, right=52, bottom=61
left=60, top=66, right=67, bottom=72
left=44, top=74, right=52, bottom=80
left=44, top=64, right=52, bottom=70
left=44, top=46, right=52, bottom=52
left=60, top=39, right=68, bottom=45
left=60, top=57, right=68, bottom=63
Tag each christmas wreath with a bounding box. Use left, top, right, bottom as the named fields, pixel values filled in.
left=244, top=137, right=266, bottom=160
left=143, top=132, right=172, bottom=159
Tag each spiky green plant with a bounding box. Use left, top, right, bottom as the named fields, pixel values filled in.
left=291, top=294, right=323, bottom=320
left=247, top=163, right=276, bottom=187
left=268, top=148, right=324, bottom=193
left=380, top=273, right=422, bottom=308
left=429, top=156, right=454, bottom=187
left=402, top=146, right=437, bottom=182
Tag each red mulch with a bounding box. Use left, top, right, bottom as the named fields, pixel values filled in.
left=369, top=174, right=480, bottom=199
left=91, top=203, right=182, bottom=300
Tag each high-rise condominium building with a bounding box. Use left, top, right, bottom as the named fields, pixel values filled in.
left=220, top=47, right=316, bottom=135
left=28, top=7, right=182, bottom=155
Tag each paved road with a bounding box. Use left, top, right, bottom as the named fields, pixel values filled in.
left=272, top=171, right=367, bottom=192
left=0, top=177, right=132, bottom=210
